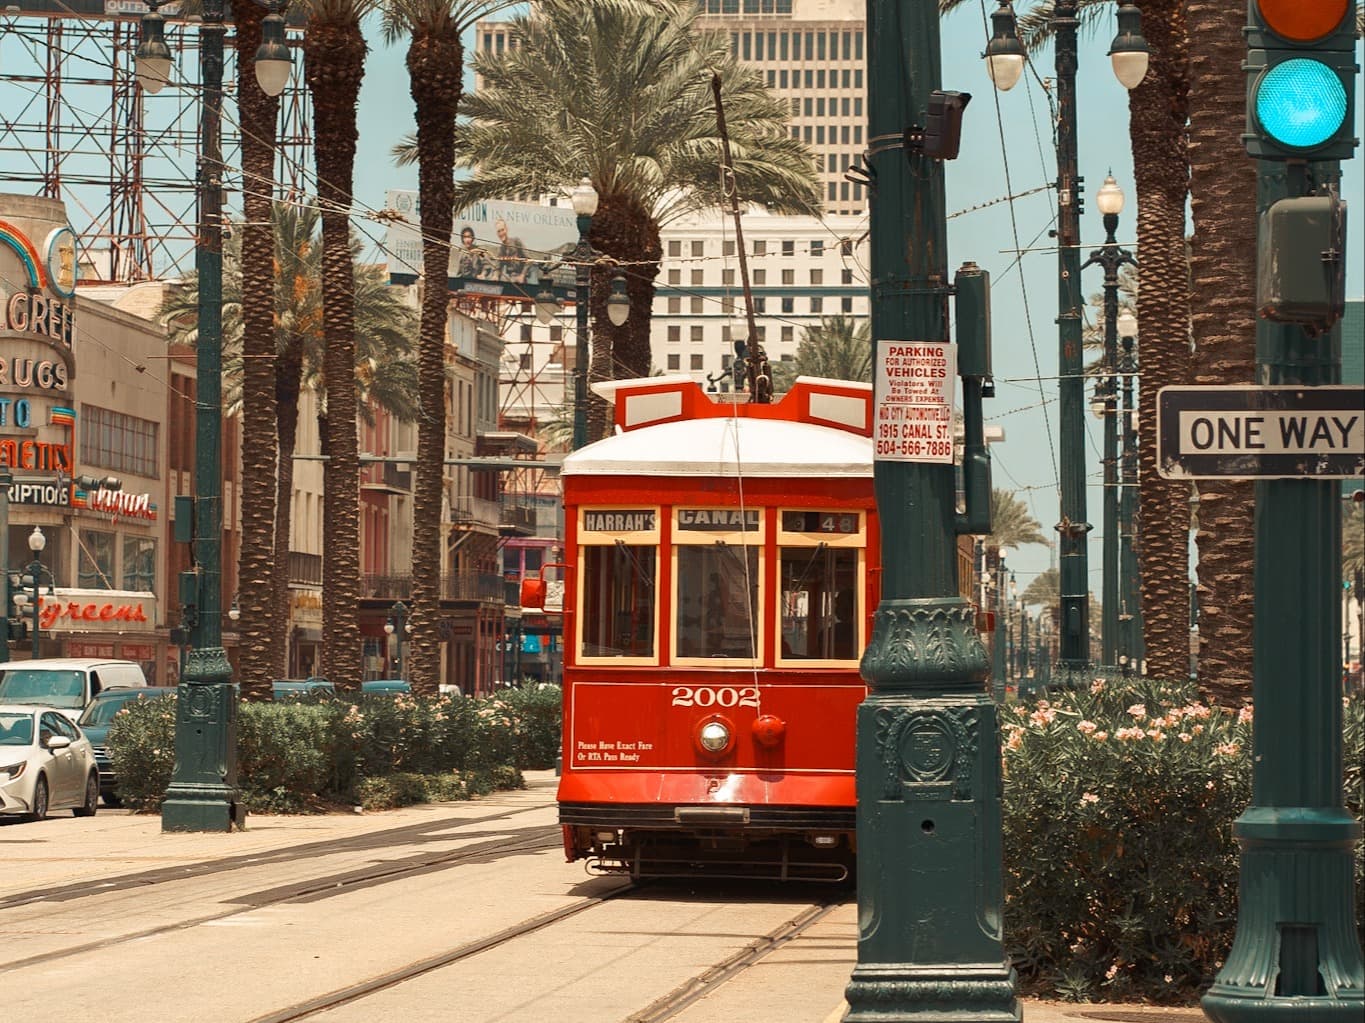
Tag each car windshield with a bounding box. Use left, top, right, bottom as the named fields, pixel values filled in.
left=79, top=694, right=149, bottom=727
left=0, top=712, right=35, bottom=746
left=0, top=669, right=85, bottom=709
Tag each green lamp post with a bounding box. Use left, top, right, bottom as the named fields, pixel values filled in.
left=1115, top=315, right=1143, bottom=671
left=986, top=0, right=1148, bottom=684
left=843, top=2, right=1017, bottom=1019
left=385, top=600, right=410, bottom=681
left=137, top=0, right=291, bottom=832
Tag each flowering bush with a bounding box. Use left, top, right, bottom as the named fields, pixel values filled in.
left=106, top=690, right=541, bottom=813
left=498, top=684, right=563, bottom=769
left=1003, top=676, right=1364, bottom=1003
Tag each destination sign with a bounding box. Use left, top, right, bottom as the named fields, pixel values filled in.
left=1157, top=385, right=1365, bottom=479
left=582, top=509, right=655, bottom=533
left=676, top=508, right=760, bottom=531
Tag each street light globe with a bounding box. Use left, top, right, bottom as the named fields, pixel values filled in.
left=135, top=7, right=174, bottom=95
left=1117, top=309, right=1138, bottom=338
left=570, top=176, right=599, bottom=217
left=534, top=285, right=561, bottom=325
left=28, top=526, right=46, bottom=554
left=606, top=273, right=631, bottom=327
left=1095, top=174, right=1124, bottom=216
left=384, top=621, right=395, bottom=635
left=13, top=592, right=27, bottom=609
left=984, top=1, right=1026, bottom=92
left=228, top=605, right=241, bottom=622
left=253, top=11, right=292, bottom=98
left=1108, top=0, right=1150, bottom=90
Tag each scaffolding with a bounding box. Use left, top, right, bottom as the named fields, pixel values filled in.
left=0, top=3, right=311, bottom=282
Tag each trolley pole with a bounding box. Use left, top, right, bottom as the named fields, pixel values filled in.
left=844, top=2, right=1018, bottom=1020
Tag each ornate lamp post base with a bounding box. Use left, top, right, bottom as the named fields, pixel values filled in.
left=1201, top=809, right=1363, bottom=1022
left=161, top=651, right=244, bottom=832
left=845, top=600, right=1020, bottom=1023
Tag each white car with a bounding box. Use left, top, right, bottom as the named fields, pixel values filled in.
left=0, top=705, right=100, bottom=821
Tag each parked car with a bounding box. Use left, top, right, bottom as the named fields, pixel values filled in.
left=271, top=677, right=336, bottom=700
left=361, top=679, right=411, bottom=695
left=0, top=658, right=149, bottom=723
left=0, top=705, right=99, bottom=821
left=77, top=687, right=176, bottom=807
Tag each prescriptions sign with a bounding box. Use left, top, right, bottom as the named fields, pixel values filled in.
left=873, top=340, right=956, bottom=464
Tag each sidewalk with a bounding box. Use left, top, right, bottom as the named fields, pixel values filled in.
left=2, top=773, right=1207, bottom=1022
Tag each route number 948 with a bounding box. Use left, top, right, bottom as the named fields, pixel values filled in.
left=671, top=686, right=759, bottom=709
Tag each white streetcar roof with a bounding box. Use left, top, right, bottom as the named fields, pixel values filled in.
left=562, top=416, right=873, bottom=478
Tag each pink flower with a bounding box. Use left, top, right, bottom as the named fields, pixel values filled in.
left=1029, top=707, right=1057, bottom=727
left=1178, top=733, right=1192, bottom=742
left=1127, top=703, right=1147, bottom=720
left=1215, top=741, right=1242, bottom=757
left=1238, top=706, right=1254, bottom=724
left=1093, top=730, right=1109, bottom=741
left=1090, top=679, right=1107, bottom=694
left=1079, top=792, right=1100, bottom=805
left=1077, top=720, right=1098, bottom=735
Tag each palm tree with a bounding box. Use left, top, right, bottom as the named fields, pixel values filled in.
left=436, top=0, right=820, bottom=440
left=231, top=0, right=285, bottom=695
left=771, top=315, right=871, bottom=392
left=381, top=0, right=514, bottom=694
left=301, top=0, right=372, bottom=686
left=987, top=489, right=1049, bottom=553
left=160, top=203, right=418, bottom=695
left=1183, top=1, right=1258, bottom=701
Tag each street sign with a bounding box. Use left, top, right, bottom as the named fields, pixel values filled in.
left=1157, top=385, right=1365, bottom=479
left=872, top=340, right=956, bottom=463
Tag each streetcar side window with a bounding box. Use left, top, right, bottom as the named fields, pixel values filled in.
left=580, top=544, right=656, bottom=658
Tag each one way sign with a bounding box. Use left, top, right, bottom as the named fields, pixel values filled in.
left=1157, top=386, right=1365, bottom=480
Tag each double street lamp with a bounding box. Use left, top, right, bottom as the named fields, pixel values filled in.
left=1084, top=174, right=1137, bottom=667
left=533, top=176, right=630, bottom=451
left=137, top=0, right=291, bottom=832
left=384, top=600, right=411, bottom=681
left=13, top=527, right=55, bottom=659
left=986, top=0, right=1148, bottom=682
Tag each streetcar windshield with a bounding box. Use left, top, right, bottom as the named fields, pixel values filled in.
left=779, top=546, right=859, bottom=661
left=675, top=544, right=759, bottom=659
left=581, top=543, right=656, bottom=657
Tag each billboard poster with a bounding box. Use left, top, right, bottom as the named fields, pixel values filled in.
left=384, top=190, right=580, bottom=292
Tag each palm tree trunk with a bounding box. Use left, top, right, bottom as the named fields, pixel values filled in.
left=304, top=20, right=366, bottom=688
left=406, top=24, right=463, bottom=694
left=587, top=193, right=661, bottom=440
left=1185, top=1, right=1257, bottom=702
left=233, top=5, right=280, bottom=699
left=1129, top=0, right=1193, bottom=683
left=272, top=353, right=303, bottom=681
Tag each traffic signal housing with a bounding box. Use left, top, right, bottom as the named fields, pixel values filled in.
left=1257, top=191, right=1348, bottom=332
left=1245, top=0, right=1358, bottom=161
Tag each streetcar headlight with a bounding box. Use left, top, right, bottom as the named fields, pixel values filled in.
left=698, top=720, right=731, bottom=753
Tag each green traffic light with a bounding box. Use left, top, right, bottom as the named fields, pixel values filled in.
left=1255, top=59, right=1349, bottom=149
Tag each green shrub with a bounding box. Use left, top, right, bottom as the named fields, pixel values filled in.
left=1002, top=676, right=1364, bottom=1003
left=500, top=684, right=563, bottom=769
left=237, top=703, right=338, bottom=813
left=106, top=693, right=177, bottom=811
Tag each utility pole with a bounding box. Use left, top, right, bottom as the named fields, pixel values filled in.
left=844, top=2, right=1017, bottom=1020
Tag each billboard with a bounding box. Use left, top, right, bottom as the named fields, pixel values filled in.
left=383, top=190, right=580, bottom=294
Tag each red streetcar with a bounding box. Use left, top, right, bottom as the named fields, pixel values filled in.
left=539, top=375, right=877, bottom=881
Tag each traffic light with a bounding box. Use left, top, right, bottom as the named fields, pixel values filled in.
left=1245, top=0, right=1358, bottom=160
left=915, top=91, right=971, bottom=161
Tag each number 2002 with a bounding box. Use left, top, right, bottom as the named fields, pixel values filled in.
left=671, top=686, right=759, bottom=709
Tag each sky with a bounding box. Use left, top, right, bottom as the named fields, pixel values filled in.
left=344, top=4, right=1364, bottom=605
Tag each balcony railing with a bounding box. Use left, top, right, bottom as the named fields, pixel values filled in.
left=290, top=551, right=323, bottom=586
left=361, top=572, right=505, bottom=603
left=499, top=500, right=536, bottom=536
left=450, top=495, right=501, bottom=528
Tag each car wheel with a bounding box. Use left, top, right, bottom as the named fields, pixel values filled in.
left=29, top=776, right=48, bottom=822
left=74, top=773, right=99, bottom=817
left=103, top=791, right=123, bottom=809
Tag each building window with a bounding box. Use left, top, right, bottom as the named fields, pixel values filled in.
left=781, top=297, right=794, bottom=314
left=810, top=269, right=823, bottom=285
left=781, top=325, right=794, bottom=344
left=519, top=324, right=532, bottom=341
left=753, top=269, right=765, bottom=285
left=811, top=239, right=824, bottom=257
left=690, top=353, right=704, bottom=371
left=123, top=536, right=156, bottom=592
left=722, top=296, right=735, bottom=314
left=753, top=240, right=766, bottom=256
left=782, top=269, right=794, bottom=285
left=691, top=240, right=705, bottom=257
left=668, top=269, right=681, bottom=285
left=690, top=297, right=704, bottom=314
left=549, top=325, right=563, bottom=342
left=723, top=269, right=735, bottom=285
left=691, top=269, right=704, bottom=286
left=723, top=240, right=735, bottom=256
left=80, top=406, right=159, bottom=478
left=668, top=240, right=681, bottom=257
left=668, top=297, right=681, bottom=314
left=842, top=297, right=854, bottom=313
left=667, top=353, right=681, bottom=370
left=842, top=267, right=854, bottom=284
left=754, top=297, right=766, bottom=313
left=668, top=325, right=681, bottom=343
left=810, top=297, right=823, bottom=313
left=519, top=352, right=532, bottom=370
left=691, top=325, right=704, bottom=343
left=782, top=240, right=795, bottom=257
left=78, top=530, right=116, bottom=589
